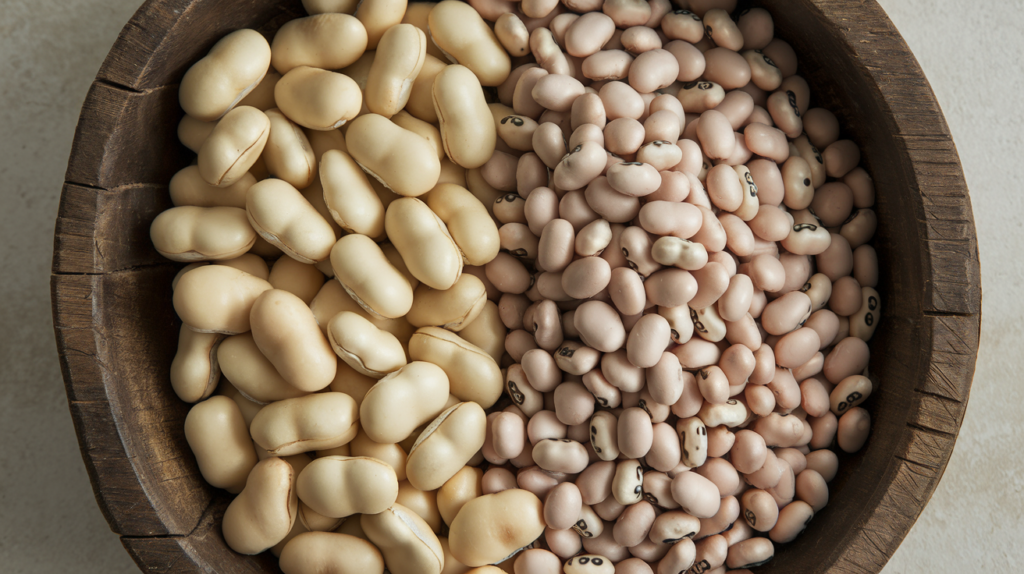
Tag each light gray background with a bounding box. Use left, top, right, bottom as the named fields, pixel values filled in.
left=0, top=0, right=1018, bottom=572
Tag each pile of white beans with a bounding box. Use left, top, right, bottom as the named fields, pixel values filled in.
left=153, top=0, right=882, bottom=572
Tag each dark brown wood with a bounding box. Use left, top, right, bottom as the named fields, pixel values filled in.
left=52, top=0, right=980, bottom=572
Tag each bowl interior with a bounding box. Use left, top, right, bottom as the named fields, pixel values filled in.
left=53, top=0, right=979, bottom=572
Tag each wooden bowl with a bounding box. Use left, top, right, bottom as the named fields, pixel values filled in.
left=51, top=0, right=981, bottom=571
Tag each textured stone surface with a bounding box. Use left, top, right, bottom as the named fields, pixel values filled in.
left=0, top=0, right=1017, bottom=572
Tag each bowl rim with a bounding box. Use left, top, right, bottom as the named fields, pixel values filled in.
left=51, top=0, right=981, bottom=571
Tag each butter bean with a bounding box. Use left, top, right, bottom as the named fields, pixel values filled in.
left=449, top=489, right=546, bottom=566
left=268, top=257, right=324, bottom=307
left=272, top=14, right=367, bottom=74
left=612, top=459, right=645, bottom=506
left=347, top=114, right=441, bottom=196
left=222, top=457, right=297, bottom=554
left=275, top=66, right=362, bottom=130
left=429, top=0, right=510, bottom=85
left=151, top=205, right=256, bottom=262
left=327, top=311, right=406, bottom=378
left=318, top=151, right=384, bottom=237
left=174, top=264, right=272, bottom=334
left=251, top=392, right=358, bottom=456
left=195, top=106, right=270, bottom=187
left=248, top=290, right=336, bottom=394
left=279, top=532, right=385, bottom=574
left=169, top=165, right=252, bottom=209
left=361, top=362, right=450, bottom=443
left=247, top=179, right=336, bottom=263
left=405, top=402, right=487, bottom=491
left=364, top=25, right=425, bottom=117
left=330, top=240, right=415, bottom=323
left=411, top=327, right=504, bottom=407
left=387, top=198, right=463, bottom=289
left=180, top=29, right=271, bottom=122
left=432, top=66, right=498, bottom=170
left=293, top=455, right=398, bottom=520
left=183, top=395, right=257, bottom=492
left=362, top=504, right=444, bottom=574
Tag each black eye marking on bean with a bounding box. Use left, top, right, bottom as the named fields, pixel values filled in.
left=621, top=161, right=644, bottom=166
left=690, top=307, right=707, bottom=333
left=644, top=492, right=659, bottom=505
left=812, top=146, right=824, bottom=163
left=636, top=465, right=644, bottom=480
left=787, top=90, right=801, bottom=117
left=727, top=399, right=738, bottom=405
left=745, top=171, right=759, bottom=196
left=762, top=52, right=778, bottom=68
left=805, top=513, right=815, bottom=526
left=670, top=328, right=680, bottom=341
left=698, top=425, right=706, bottom=436
left=705, top=24, right=714, bottom=38
left=572, top=144, right=582, bottom=153
left=803, top=177, right=811, bottom=187
left=652, top=140, right=671, bottom=146
left=698, top=368, right=710, bottom=379
left=500, top=115, right=524, bottom=127
left=800, top=282, right=812, bottom=292
left=638, top=399, right=652, bottom=417
left=507, top=380, right=525, bottom=404
left=837, top=391, right=864, bottom=413
left=528, top=274, right=536, bottom=289
left=793, top=223, right=818, bottom=232
left=596, top=396, right=609, bottom=407
left=745, top=508, right=757, bottom=526
left=558, top=346, right=576, bottom=358
left=509, top=248, right=528, bottom=257
left=692, top=559, right=712, bottom=573
left=868, top=296, right=879, bottom=311
left=844, top=209, right=860, bottom=225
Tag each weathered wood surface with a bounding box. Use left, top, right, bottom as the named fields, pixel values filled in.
left=52, top=0, right=980, bottom=572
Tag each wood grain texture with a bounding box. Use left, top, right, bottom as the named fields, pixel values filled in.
left=52, top=0, right=980, bottom=572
